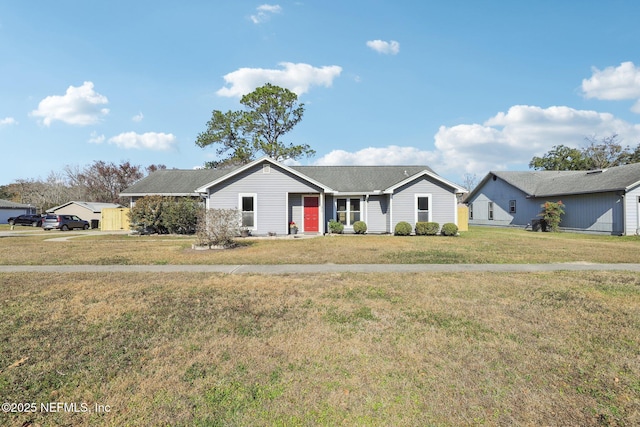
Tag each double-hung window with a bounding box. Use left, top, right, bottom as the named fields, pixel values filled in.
left=336, top=198, right=360, bottom=226
left=239, top=193, right=257, bottom=229
left=415, top=194, right=431, bottom=223
left=488, top=202, right=494, bottom=220
left=509, top=200, right=516, bottom=213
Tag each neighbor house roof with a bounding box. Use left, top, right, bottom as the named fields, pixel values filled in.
left=468, top=162, right=640, bottom=200
left=0, top=199, right=33, bottom=209
left=46, top=201, right=124, bottom=213
left=121, top=157, right=466, bottom=197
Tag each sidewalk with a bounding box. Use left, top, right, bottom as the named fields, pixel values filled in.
left=1, top=263, right=639, bottom=274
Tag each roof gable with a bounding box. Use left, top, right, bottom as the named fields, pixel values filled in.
left=195, top=157, right=334, bottom=193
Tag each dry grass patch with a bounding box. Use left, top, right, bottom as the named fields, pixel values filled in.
left=1, top=227, right=640, bottom=265
left=1, top=271, right=639, bottom=426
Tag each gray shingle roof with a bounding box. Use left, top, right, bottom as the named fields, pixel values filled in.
left=120, top=168, right=235, bottom=196
left=0, top=199, right=33, bottom=209
left=291, top=165, right=436, bottom=192
left=120, top=163, right=453, bottom=196
left=490, top=162, right=640, bottom=197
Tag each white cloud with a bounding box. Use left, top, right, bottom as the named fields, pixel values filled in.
left=315, top=146, right=438, bottom=166
left=433, top=105, right=640, bottom=176
left=88, top=131, right=106, bottom=144
left=366, top=39, right=400, bottom=55
left=132, top=112, right=144, bottom=122
left=216, top=62, right=342, bottom=97
left=250, top=4, right=282, bottom=24
left=315, top=105, right=640, bottom=180
left=30, top=81, right=109, bottom=126
left=582, top=61, right=640, bottom=101
left=107, top=132, right=177, bottom=150
left=0, top=117, right=17, bottom=126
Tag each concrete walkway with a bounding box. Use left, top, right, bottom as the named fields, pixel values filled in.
left=1, top=263, right=639, bottom=274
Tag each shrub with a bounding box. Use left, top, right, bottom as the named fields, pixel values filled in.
left=394, top=221, right=412, bottom=236
left=441, top=223, right=459, bottom=236
left=539, top=200, right=565, bottom=232
left=353, top=221, right=367, bottom=234
left=196, top=208, right=241, bottom=248
left=329, top=219, right=344, bottom=234
left=129, top=196, right=202, bottom=235
left=415, top=221, right=439, bottom=236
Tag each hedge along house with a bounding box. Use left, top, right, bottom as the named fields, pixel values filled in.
left=465, top=162, right=640, bottom=235
left=122, top=157, right=467, bottom=235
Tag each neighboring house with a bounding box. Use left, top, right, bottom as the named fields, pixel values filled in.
left=46, top=201, right=124, bottom=228
left=466, top=162, right=640, bottom=235
left=0, top=199, right=36, bottom=224
left=121, top=157, right=467, bottom=235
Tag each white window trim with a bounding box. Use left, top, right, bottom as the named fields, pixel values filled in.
left=415, top=193, right=432, bottom=224
left=509, top=199, right=516, bottom=213
left=335, top=197, right=362, bottom=227
left=238, top=193, right=257, bottom=231
left=488, top=201, right=494, bottom=220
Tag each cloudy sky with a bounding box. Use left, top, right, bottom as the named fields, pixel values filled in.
left=2, top=1, right=640, bottom=185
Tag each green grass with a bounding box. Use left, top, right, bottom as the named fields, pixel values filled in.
left=1, top=271, right=639, bottom=426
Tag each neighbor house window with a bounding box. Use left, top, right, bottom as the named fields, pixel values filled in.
left=415, top=194, right=431, bottom=223
left=239, top=193, right=257, bottom=229
left=488, top=202, right=494, bottom=220
left=509, top=200, right=516, bottom=213
left=336, top=198, right=360, bottom=226
left=469, top=203, right=474, bottom=220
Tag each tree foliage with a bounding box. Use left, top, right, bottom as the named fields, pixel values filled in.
left=129, top=196, right=201, bottom=234
left=529, top=134, right=640, bottom=171
left=196, top=83, right=315, bottom=168
left=1, top=161, right=165, bottom=212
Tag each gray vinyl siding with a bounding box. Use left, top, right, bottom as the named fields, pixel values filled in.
left=367, top=195, right=389, bottom=233
left=207, top=163, right=322, bottom=235
left=467, top=177, right=538, bottom=227
left=324, top=195, right=334, bottom=231
left=542, top=192, right=623, bottom=235
left=625, top=185, right=640, bottom=235
left=392, top=176, right=457, bottom=231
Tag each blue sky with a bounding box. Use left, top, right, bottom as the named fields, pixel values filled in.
left=2, top=1, right=640, bottom=186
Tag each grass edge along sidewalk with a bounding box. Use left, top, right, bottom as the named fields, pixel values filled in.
left=1, top=263, right=640, bottom=274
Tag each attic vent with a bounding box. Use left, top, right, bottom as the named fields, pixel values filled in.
left=587, top=169, right=606, bottom=175
left=263, top=164, right=271, bottom=174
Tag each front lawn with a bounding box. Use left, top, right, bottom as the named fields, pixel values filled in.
left=1, top=271, right=638, bottom=426
left=0, top=226, right=639, bottom=265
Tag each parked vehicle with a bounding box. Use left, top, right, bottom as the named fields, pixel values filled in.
left=42, top=214, right=90, bottom=231
left=7, top=214, right=43, bottom=227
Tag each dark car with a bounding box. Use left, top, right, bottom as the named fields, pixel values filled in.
left=7, top=214, right=43, bottom=227
left=42, top=214, right=90, bottom=231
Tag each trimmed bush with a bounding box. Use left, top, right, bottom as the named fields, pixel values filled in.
left=394, top=221, right=412, bottom=236
left=441, top=223, right=459, bottom=236
left=329, top=219, right=344, bottom=234
left=415, top=221, right=439, bottom=236
left=353, top=221, right=367, bottom=234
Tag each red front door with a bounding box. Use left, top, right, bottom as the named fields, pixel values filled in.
left=303, top=196, right=319, bottom=232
